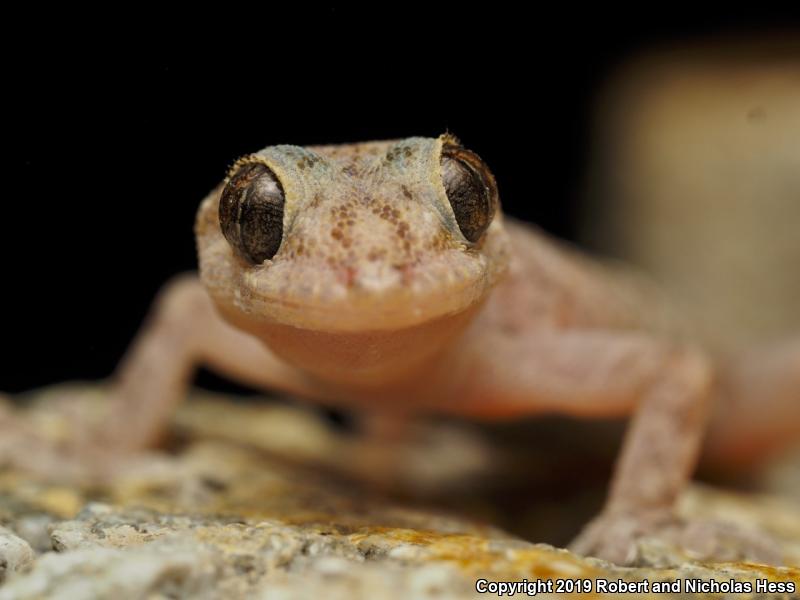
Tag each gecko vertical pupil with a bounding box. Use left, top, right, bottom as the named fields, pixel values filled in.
left=441, top=148, right=496, bottom=243
left=219, top=163, right=285, bottom=263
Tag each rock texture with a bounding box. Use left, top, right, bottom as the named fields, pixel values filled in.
left=0, top=526, right=34, bottom=583
left=0, top=384, right=798, bottom=599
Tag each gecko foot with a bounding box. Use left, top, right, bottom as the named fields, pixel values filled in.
left=570, top=509, right=782, bottom=566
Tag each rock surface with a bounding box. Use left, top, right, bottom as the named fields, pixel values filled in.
left=0, top=384, right=798, bottom=599
left=0, top=526, right=34, bottom=583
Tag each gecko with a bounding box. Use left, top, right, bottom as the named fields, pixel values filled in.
left=8, top=135, right=799, bottom=564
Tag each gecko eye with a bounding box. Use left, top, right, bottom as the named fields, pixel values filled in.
left=440, top=146, right=498, bottom=243
left=219, top=163, right=285, bottom=263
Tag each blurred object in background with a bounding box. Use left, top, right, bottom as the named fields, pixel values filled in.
left=583, top=34, right=800, bottom=352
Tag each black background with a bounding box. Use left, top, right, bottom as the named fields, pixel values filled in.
left=4, top=8, right=798, bottom=393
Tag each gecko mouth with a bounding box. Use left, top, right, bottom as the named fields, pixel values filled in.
left=213, top=276, right=489, bottom=387
left=232, top=248, right=498, bottom=332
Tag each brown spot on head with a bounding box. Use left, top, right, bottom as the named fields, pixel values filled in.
left=396, top=221, right=410, bottom=240
left=367, top=248, right=386, bottom=261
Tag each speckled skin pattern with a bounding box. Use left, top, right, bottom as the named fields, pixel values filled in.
left=197, top=136, right=509, bottom=332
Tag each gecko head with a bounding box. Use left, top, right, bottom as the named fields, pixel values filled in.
left=195, top=135, right=510, bottom=385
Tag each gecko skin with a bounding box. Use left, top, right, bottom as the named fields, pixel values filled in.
left=23, top=135, right=800, bottom=564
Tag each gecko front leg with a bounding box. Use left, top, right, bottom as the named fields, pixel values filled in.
left=569, top=347, right=716, bottom=564
left=0, top=275, right=334, bottom=481
left=442, top=330, right=777, bottom=564
left=97, top=274, right=331, bottom=452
